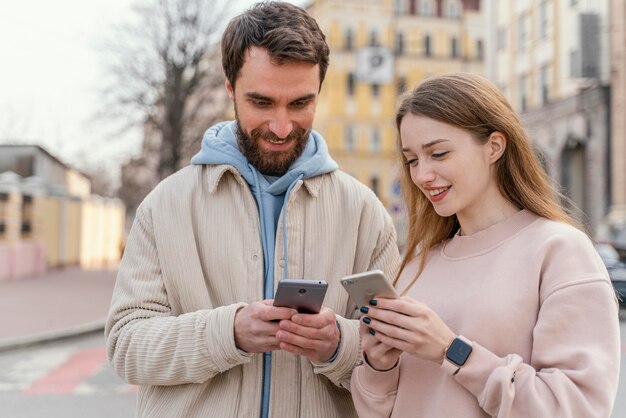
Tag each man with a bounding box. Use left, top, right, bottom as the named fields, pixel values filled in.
left=105, top=2, right=400, bottom=417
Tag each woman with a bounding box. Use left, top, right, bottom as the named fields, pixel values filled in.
left=350, top=73, right=620, bottom=418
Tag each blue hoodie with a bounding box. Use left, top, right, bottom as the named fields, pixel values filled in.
left=191, top=120, right=337, bottom=418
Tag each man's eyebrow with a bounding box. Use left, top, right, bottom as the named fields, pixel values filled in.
left=291, top=94, right=316, bottom=103
left=245, top=92, right=272, bottom=101
left=243, top=92, right=317, bottom=103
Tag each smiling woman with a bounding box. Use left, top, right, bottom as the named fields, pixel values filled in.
left=350, top=72, right=621, bottom=418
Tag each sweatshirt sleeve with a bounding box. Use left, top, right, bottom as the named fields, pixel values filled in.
left=351, top=358, right=401, bottom=418
left=104, top=203, right=252, bottom=386
left=452, top=270, right=620, bottom=416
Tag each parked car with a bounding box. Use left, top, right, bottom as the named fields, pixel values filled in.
left=594, top=243, right=626, bottom=307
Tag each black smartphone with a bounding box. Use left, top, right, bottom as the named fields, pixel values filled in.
left=340, top=269, right=398, bottom=307
left=273, top=279, right=328, bottom=314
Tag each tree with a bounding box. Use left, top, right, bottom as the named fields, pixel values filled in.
left=101, top=0, right=231, bottom=183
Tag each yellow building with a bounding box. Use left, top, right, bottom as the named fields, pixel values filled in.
left=307, top=0, right=484, bottom=244
left=0, top=145, right=125, bottom=279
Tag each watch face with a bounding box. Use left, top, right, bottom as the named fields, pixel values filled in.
left=446, top=338, right=473, bottom=367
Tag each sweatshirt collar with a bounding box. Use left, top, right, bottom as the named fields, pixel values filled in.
left=442, top=209, right=539, bottom=259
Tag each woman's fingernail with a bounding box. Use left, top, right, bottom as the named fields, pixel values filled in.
left=360, top=306, right=369, bottom=314
left=363, top=317, right=371, bottom=324
left=369, top=299, right=378, bottom=306
left=369, top=328, right=376, bottom=335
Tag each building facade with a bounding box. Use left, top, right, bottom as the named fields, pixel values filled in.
left=486, top=0, right=612, bottom=236
left=609, top=0, right=626, bottom=244
left=0, top=145, right=125, bottom=280
left=307, top=0, right=484, bottom=246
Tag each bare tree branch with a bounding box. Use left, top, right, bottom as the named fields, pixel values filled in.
left=97, top=0, right=232, bottom=216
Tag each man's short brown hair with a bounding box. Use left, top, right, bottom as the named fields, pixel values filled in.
left=221, top=1, right=330, bottom=90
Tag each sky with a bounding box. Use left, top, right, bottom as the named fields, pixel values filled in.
left=0, top=0, right=305, bottom=180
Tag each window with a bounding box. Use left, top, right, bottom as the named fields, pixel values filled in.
left=519, top=74, right=528, bottom=112
left=451, top=37, right=458, bottom=58
left=409, top=0, right=417, bottom=15
left=345, top=28, right=354, bottom=51
left=371, top=83, right=380, bottom=98
left=397, top=76, right=407, bottom=95
left=0, top=223, right=5, bottom=236
left=369, top=30, right=379, bottom=47
left=370, top=176, right=380, bottom=197
left=424, top=34, right=432, bottom=57
left=347, top=72, right=355, bottom=96
left=345, top=125, right=356, bottom=152
left=518, top=14, right=529, bottom=51
left=446, top=0, right=459, bottom=18
left=540, top=65, right=551, bottom=104
left=395, top=32, right=405, bottom=55
left=497, top=27, right=507, bottom=51
left=21, top=194, right=33, bottom=238
left=539, top=0, right=551, bottom=40
left=370, top=127, right=381, bottom=152
left=420, top=0, right=433, bottom=17
left=570, top=49, right=580, bottom=77
left=394, top=0, right=404, bottom=14
left=476, top=39, right=484, bottom=59
left=0, top=193, right=8, bottom=202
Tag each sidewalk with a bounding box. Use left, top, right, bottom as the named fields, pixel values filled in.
left=0, top=267, right=117, bottom=351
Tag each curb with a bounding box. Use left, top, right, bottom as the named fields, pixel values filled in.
left=0, top=319, right=106, bottom=352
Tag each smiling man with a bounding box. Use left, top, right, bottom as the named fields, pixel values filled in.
left=105, top=2, right=400, bottom=418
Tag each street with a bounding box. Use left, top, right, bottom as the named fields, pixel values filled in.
left=0, top=332, right=134, bottom=418
left=0, top=312, right=624, bottom=418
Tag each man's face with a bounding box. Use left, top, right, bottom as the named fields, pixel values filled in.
left=226, top=46, right=320, bottom=176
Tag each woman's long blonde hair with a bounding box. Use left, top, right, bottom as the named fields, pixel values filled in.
left=395, top=73, right=579, bottom=289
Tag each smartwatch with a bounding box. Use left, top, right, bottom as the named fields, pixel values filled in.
left=442, top=335, right=472, bottom=376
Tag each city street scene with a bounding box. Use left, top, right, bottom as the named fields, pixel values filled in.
left=1, top=0, right=626, bottom=417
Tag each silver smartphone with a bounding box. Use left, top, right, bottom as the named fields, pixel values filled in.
left=273, top=279, right=328, bottom=314
left=340, top=270, right=398, bottom=307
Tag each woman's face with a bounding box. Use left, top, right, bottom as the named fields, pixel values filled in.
left=400, top=113, right=501, bottom=223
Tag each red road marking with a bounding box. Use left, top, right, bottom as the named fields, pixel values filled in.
left=23, top=347, right=107, bottom=395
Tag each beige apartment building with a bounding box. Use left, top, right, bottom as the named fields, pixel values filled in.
left=307, top=0, right=484, bottom=244
left=609, top=0, right=626, bottom=244
left=486, top=0, right=613, bottom=237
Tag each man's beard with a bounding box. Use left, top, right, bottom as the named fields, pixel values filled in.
left=235, top=118, right=309, bottom=177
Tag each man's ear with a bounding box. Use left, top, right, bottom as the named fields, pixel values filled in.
left=488, top=131, right=507, bottom=163
left=225, top=80, right=234, bottom=100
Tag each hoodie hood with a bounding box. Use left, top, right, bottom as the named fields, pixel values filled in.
left=191, top=121, right=337, bottom=193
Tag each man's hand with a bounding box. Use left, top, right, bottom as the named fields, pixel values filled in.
left=234, top=300, right=297, bottom=353
left=275, top=307, right=340, bottom=363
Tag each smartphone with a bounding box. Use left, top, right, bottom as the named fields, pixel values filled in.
left=273, top=279, right=328, bottom=314
left=340, top=270, right=398, bottom=307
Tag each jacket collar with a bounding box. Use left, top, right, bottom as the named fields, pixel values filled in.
left=204, top=165, right=324, bottom=197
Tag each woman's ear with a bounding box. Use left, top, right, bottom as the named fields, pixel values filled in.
left=487, top=132, right=507, bottom=163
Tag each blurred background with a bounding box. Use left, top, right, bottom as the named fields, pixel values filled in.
left=0, top=0, right=625, bottom=417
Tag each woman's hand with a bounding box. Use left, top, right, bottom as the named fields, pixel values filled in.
left=361, top=297, right=456, bottom=364
left=359, top=319, right=402, bottom=371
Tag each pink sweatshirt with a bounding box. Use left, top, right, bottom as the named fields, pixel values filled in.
left=351, top=210, right=620, bottom=418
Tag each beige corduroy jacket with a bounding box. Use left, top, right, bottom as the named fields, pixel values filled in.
left=105, top=164, right=401, bottom=418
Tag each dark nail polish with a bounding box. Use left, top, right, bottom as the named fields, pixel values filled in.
left=369, top=299, right=378, bottom=306
left=369, top=328, right=376, bottom=335
left=363, top=317, right=371, bottom=324
left=360, top=306, right=369, bottom=314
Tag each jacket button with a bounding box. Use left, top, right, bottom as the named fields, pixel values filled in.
left=279, top=259, right=285, bottom=267
left=252, top=254, right=259, bottom=260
